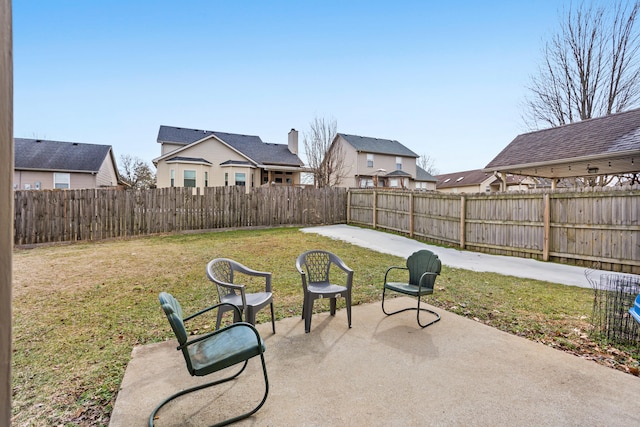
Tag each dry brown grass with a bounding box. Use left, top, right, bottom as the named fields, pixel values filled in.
left=11, top=227, right=639, bottom=426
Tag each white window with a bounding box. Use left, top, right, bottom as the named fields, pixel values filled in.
left=184, top=170, right=196, bottom=188
left=390, top=178, right=399, bottom=188
left=54, top=173, right=70, bottom=189
left=235, top=173, right=246, bottom=186
left=170, top=169, right=175, bottom=187
left=396, top=157, right=402, bottom=171
left=367, top=153, right=374, bottom=168
left=204, top=171, right=208, bottom=187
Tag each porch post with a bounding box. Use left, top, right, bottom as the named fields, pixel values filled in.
left=0, top=0, right=13, bottom=423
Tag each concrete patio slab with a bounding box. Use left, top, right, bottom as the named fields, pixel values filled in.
left=110, top=297, right=640, bottom=426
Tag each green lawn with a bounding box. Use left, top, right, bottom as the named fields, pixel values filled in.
left=11, top=227, right=637, bottom=426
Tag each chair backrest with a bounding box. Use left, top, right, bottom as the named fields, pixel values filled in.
left=207, top=259, right=239, bottom=300
left=297, top=250, right=333, bottom=283
left=159, top=292, right=188, bottom=345
left=158, top=292, right=196, bottom=373
left=406, top=250, right=441, bottom=288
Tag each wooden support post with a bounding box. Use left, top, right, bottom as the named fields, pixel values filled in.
left=543, top=193, right=550, bottom=261
left=346, top=189, right=351, bottom=223
left=0, top=0, right=13, bottom=423
left=460, top=195, right=466, bottom=249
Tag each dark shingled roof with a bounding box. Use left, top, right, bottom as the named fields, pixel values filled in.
left=157, top=125, right=303, bottom=167
left=166, top=156, right=212, bottom=164
left=435, top=169, right=497, bottom=189
left=15, top=138, right=112, bottom=172
left=338, top=133, right=419, bottom=158
left=485, top=108, right=640, bottom=169
left=416, top=166, right=437, bottom=182
left=386, top=170, right=411, bottom=177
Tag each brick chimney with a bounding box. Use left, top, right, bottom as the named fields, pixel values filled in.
left=288, top=128, right=298, bottom=155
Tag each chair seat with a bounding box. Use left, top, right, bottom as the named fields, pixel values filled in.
left=384, top=282, right=434, bottom=297
left=189, top=325, right=266, bottom=376
left=221, top=292, right=273, bottom=308
left=307, top=281, right=348, bottom=296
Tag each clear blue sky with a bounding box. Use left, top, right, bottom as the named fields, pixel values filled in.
left=14, top=0, right=569, bottom=174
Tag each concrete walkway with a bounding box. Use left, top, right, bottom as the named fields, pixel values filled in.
left=301, top=224, right=611, bottom=288
left=110, top=225, right=639, bottom=426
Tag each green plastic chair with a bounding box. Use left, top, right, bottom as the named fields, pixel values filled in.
left=296, top=250, right=354, bottom=333
left=150, top=292, right=268, bottom=427
left=382, top=249, right=442, bottom=328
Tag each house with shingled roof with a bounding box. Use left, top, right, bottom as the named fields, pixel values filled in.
left=153, top=125, right=305, bottom=193
left=435, top=169, right=541, bottom=193
left=330, top=133, right=437, bottom=190
left=13, top=138, right=120, bottom=190
left=484, top=108, right=640, bottom=190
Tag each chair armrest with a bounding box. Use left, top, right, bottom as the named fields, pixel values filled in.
left=330, top=257, right=353, bottom=275
left=183, top=301, right=243, bottom=322
left=384, top=266, right=408, bottom=283
left=418, top=271, right=439, bottom=290
left=232, top=263, right=273, bottom=292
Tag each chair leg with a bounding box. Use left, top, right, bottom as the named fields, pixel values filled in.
left=346, top=293, right=352, bottom=328
left=269, top=302, right=276, bottom=334
left=149, top=354, right=269, bottom=427
left=382, top=287, right=440, bottom=329
left=416, top=295, right=440, bottom=328
left=330, top=297, right=337, bottom=316
left=304, top=296, right=314, bottom=333
left=216, top=307, right=224, bottom=330
left=301, top=294, right=307, bottom=320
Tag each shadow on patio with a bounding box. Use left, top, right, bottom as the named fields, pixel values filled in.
left=110, top=297, right=640, bottom=426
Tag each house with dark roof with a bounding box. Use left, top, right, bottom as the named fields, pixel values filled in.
left=484, top=108, right=640, bottom=189
left=13, top=138, right=120, bottom=190
left=435, top=169, right=540, bottom=193
left=330, top=133, right=436, bottom=190
left=153, top=125, right=305, bottom=193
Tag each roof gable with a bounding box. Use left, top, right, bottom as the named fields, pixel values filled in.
left=157, top=125, right=303, bottom=167
left=15, top=138, right=112, bottom=173
left=338, top=133, right=419, bottom=158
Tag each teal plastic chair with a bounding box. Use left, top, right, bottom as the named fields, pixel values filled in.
left=150, top=292, right=268, bottom=427
left=382, top=249, right=442, bottom=328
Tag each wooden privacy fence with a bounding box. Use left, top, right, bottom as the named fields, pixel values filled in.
left=14, top=186, right=347, bottom=245
left=347, top=187, right=640, bottom=274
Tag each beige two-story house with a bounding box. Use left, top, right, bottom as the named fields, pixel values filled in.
left=153, top=126, right=305, bottom=193
left=330, top=133, right=437, bottom=190
left=14, top=138, right=120, bottom=190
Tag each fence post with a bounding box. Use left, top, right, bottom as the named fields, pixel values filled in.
left=372, top=190, right=377, bottom=229
left=543, top=193, right=550, bottom=261
left=460, top=195, right=466, bottom=249
left=346, top=189, right=351, bottom=223
left=409, top=192, right=414, bottom=238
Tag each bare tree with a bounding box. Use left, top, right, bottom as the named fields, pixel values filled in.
left=523, top=1, right=640, bottom=128
left=119, top=155, right=156, bottom=189
left=303, top=116, right=347, bottom=187
left=417, top=154, right=439, bottom=175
